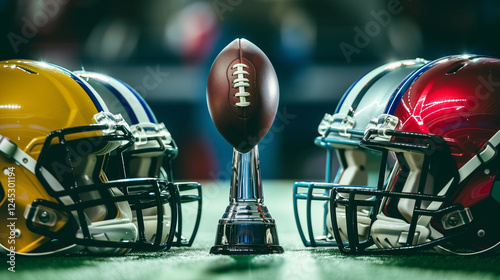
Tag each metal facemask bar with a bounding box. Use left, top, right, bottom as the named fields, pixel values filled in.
left=294, top=113, right=368, bottom=247
left=125, top=122, right=202, bottom=247
left=330, top=115, right=500, bottom=254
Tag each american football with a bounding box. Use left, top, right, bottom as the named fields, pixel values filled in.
left=206, top=38, right=279, bottom=153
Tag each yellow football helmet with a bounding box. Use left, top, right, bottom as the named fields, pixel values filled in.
left=0, top=60, right=176, bottom=256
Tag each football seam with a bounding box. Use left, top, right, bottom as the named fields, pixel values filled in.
left=232, top=63, right=251, bottom=108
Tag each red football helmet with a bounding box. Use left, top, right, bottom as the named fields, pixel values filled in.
left=330, top=55, right=500, bottom=255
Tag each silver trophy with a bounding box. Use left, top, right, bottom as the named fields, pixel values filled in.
left=206, top=38, right=283, bottom=254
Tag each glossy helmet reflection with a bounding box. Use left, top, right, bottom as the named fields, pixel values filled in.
left=74, top=71, right=202, bottom=247
left=293, top=59, right=427, bottom=246
left=330, top=55, right=500, bottom=255
left=0, top=60, right=176, bottom=256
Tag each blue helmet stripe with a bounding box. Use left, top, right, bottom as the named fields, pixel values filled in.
left=349, top=69, right=391, bottom=115
left=121, top=82, right=157, bottom=123
left=50, top=63, right=106, bottom=112
left=95, top=79, right=140, bottom=124
left=72, top=74, right=105, bottom=112
left=334, top=66, right=392, bottom=114
left=335, top=76, right=362, bottom=114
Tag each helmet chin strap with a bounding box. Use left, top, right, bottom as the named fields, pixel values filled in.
left=0, top=134, right=37, bottom=173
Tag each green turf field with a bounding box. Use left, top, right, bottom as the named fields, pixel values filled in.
left=2, top=181, right=500, bottom=280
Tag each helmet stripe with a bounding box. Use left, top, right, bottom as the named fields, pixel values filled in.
left=334, top=76, right=361, bottom=114
left=72, top=74, right=107, bottom=112
left=120, top=82, right=157, bottom=123
left=335, top=64, right=393, bottom=115
left=97, top=79, right=140, bottom=124
left=49, top=63, right=108, bottom=112
left=74, top=71, right=158, bottom=125
left=349, top=69, right=391, bottom=115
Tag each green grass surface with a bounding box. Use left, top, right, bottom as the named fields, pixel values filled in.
left=2, top=181, right=500, bottom=280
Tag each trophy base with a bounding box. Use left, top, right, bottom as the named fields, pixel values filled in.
left=210, top=244, right=284, bottom=255
left=210, top=202, right=284, bottom=255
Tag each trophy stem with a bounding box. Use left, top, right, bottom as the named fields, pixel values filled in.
left=210, top=146, right=284, bottom=254
left=230, top=146, right=262, bottom=202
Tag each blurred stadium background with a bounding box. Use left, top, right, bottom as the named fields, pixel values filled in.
left=1, top=0, right=500, bottom=182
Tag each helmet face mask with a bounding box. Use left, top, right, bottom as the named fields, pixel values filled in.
left=75, top=71, right=202, bottom=248
left=329, top=55, right=500, bottom=255
left=293, top=59, right=427, bottom=247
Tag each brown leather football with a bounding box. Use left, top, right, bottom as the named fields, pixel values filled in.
left=207, top=38, right=279, bottom=153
